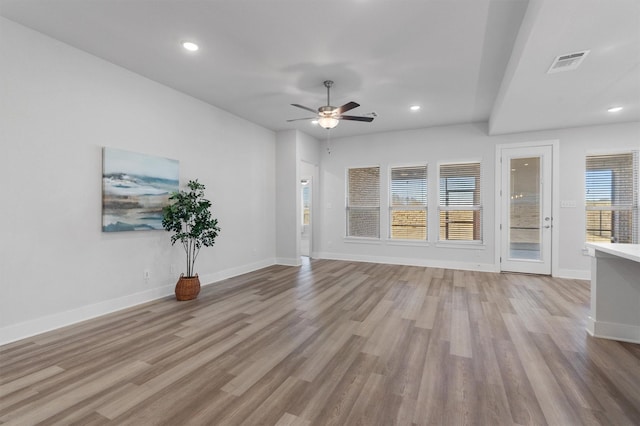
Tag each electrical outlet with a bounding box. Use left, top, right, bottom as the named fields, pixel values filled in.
left=170, top=264, right=176, bottom=275
left=144, top=270, right=150, bottom=280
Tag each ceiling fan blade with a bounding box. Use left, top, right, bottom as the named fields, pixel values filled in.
left=339, top=115, right=374, bottom=122
left=335, top=101, right=360, bottom=115
left=291, top=104, right=318, bottom=114
left=286, top=117, right=316, bottom=122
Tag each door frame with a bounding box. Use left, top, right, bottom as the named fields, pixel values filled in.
left=500, top=145, right=552, bottom=274
left=299, top=176, right=312, bottom=257
left=494, top=140, right=560, bottom=276
left=298, top=160, right=319, bottom=260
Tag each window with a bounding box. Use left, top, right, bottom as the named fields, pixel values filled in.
left=346, top=166, right=380, bottom=238
left=301, top=180, right=310, bottom=226
left=439, top=162, right=482, bottom=241
left=390, top=165, right=427, bottom=240
left=585, top=152, right=638, bottom=243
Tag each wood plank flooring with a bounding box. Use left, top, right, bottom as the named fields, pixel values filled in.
left=1, top=259, right=639, bottom=425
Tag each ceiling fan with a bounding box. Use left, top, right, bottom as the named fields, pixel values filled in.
left=287, top=80, right=374, bottom=129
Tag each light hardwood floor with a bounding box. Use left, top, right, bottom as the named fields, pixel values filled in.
left=1, top=259, right=639, bottom=425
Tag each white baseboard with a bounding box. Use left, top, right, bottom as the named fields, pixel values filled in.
left=555, top=268, right=590, bottom=280
left=315, top=252, right=592, bottom=279
left=586, top=316, right=596, bottom=336
left=199, top=258, right=276, bottom=286
left=586, top=316, right=640, bottom=344
left=315, top=252, right=497, bottom=273
left=0, top=258, right=276, bottom=346
left=0, top=285, right=174, bottom=346
left=275, top=257, right=302, bottom=266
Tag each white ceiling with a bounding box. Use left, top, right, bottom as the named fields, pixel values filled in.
left=1, top=0, right=638, bottom=139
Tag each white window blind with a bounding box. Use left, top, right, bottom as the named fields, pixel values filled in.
left=439, top=162, right=482, bottom=241
left=585, top=152, right=639, bottom=243
left=390, top=165, right=427, bottom=240
left=347, top=166, right=380, bottom=238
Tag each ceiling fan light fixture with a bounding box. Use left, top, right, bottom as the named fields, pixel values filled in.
left=318, top=116, right=339, bottom=129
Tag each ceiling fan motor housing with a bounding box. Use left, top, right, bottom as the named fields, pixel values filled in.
left=319, top=105, right=338, bottom=116
left=287, top=79, right=373, bottom=128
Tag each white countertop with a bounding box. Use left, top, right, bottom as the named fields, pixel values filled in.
left=585, top=243, right=640, bottom=263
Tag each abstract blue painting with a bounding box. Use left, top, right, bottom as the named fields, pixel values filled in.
left=102, top=147, right=179, bottom=232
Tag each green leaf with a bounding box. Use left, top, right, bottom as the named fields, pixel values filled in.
left=162, top=179, right=221, bottom=275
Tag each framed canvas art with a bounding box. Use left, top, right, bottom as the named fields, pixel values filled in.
left=102, top=147, right=179, bottom=232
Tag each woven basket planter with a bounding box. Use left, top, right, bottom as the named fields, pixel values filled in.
left=175, top=275, right=200, bottom=301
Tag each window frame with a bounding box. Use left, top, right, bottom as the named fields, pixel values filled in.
left=437, top=160, right=483, bottom=244
left=388, top=163, right=428, bottom=242
left=345, top=165, right=381, bottom=240
left=585, top=150, right=639, bottom=244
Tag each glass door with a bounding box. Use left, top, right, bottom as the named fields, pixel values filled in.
left=501, top=146, right=552, bottom=274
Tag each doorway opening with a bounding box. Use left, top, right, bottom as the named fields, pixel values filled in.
left=300, top=178, right=312, bottom=258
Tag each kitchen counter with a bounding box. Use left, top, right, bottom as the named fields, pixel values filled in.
left=586, top=243, right=640, bottom=343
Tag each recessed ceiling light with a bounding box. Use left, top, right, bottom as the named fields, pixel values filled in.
left=410, top=105, right=421, bottom=111
left=607, top=106, right=623, bottom=113
left=311, top=120, right=319, bottom=125
left=182, top=41, right=199, bottom=52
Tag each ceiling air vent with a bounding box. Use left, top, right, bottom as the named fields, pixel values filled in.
left=547, top=50, right=590, bottom=74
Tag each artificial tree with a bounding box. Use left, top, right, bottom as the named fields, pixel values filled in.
left=162, top=179, right=220, bottom=300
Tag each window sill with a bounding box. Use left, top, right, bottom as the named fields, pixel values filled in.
left=386, top=240, right=430, bottom=247
left=435, top=241, right=485, bottom=250
left=344, top=237, right=383, bottom=245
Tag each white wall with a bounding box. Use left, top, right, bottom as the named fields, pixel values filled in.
left=0, top=18, right=276, bottom=343
left=275, top=130, right=299, bottom=265
left=275, top=130, right=321, bottom=264
left=317, top=121, right=640, bottom=277
left=318, top=123, right=497, bottom=271
left=298, top=131, right=321, bottom=166
left=492, top=122, right=639, bottom=277
left=298, top=132, right=321, bottom=257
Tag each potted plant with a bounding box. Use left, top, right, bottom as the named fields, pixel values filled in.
left=162, top=179, right=220, bottom=300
